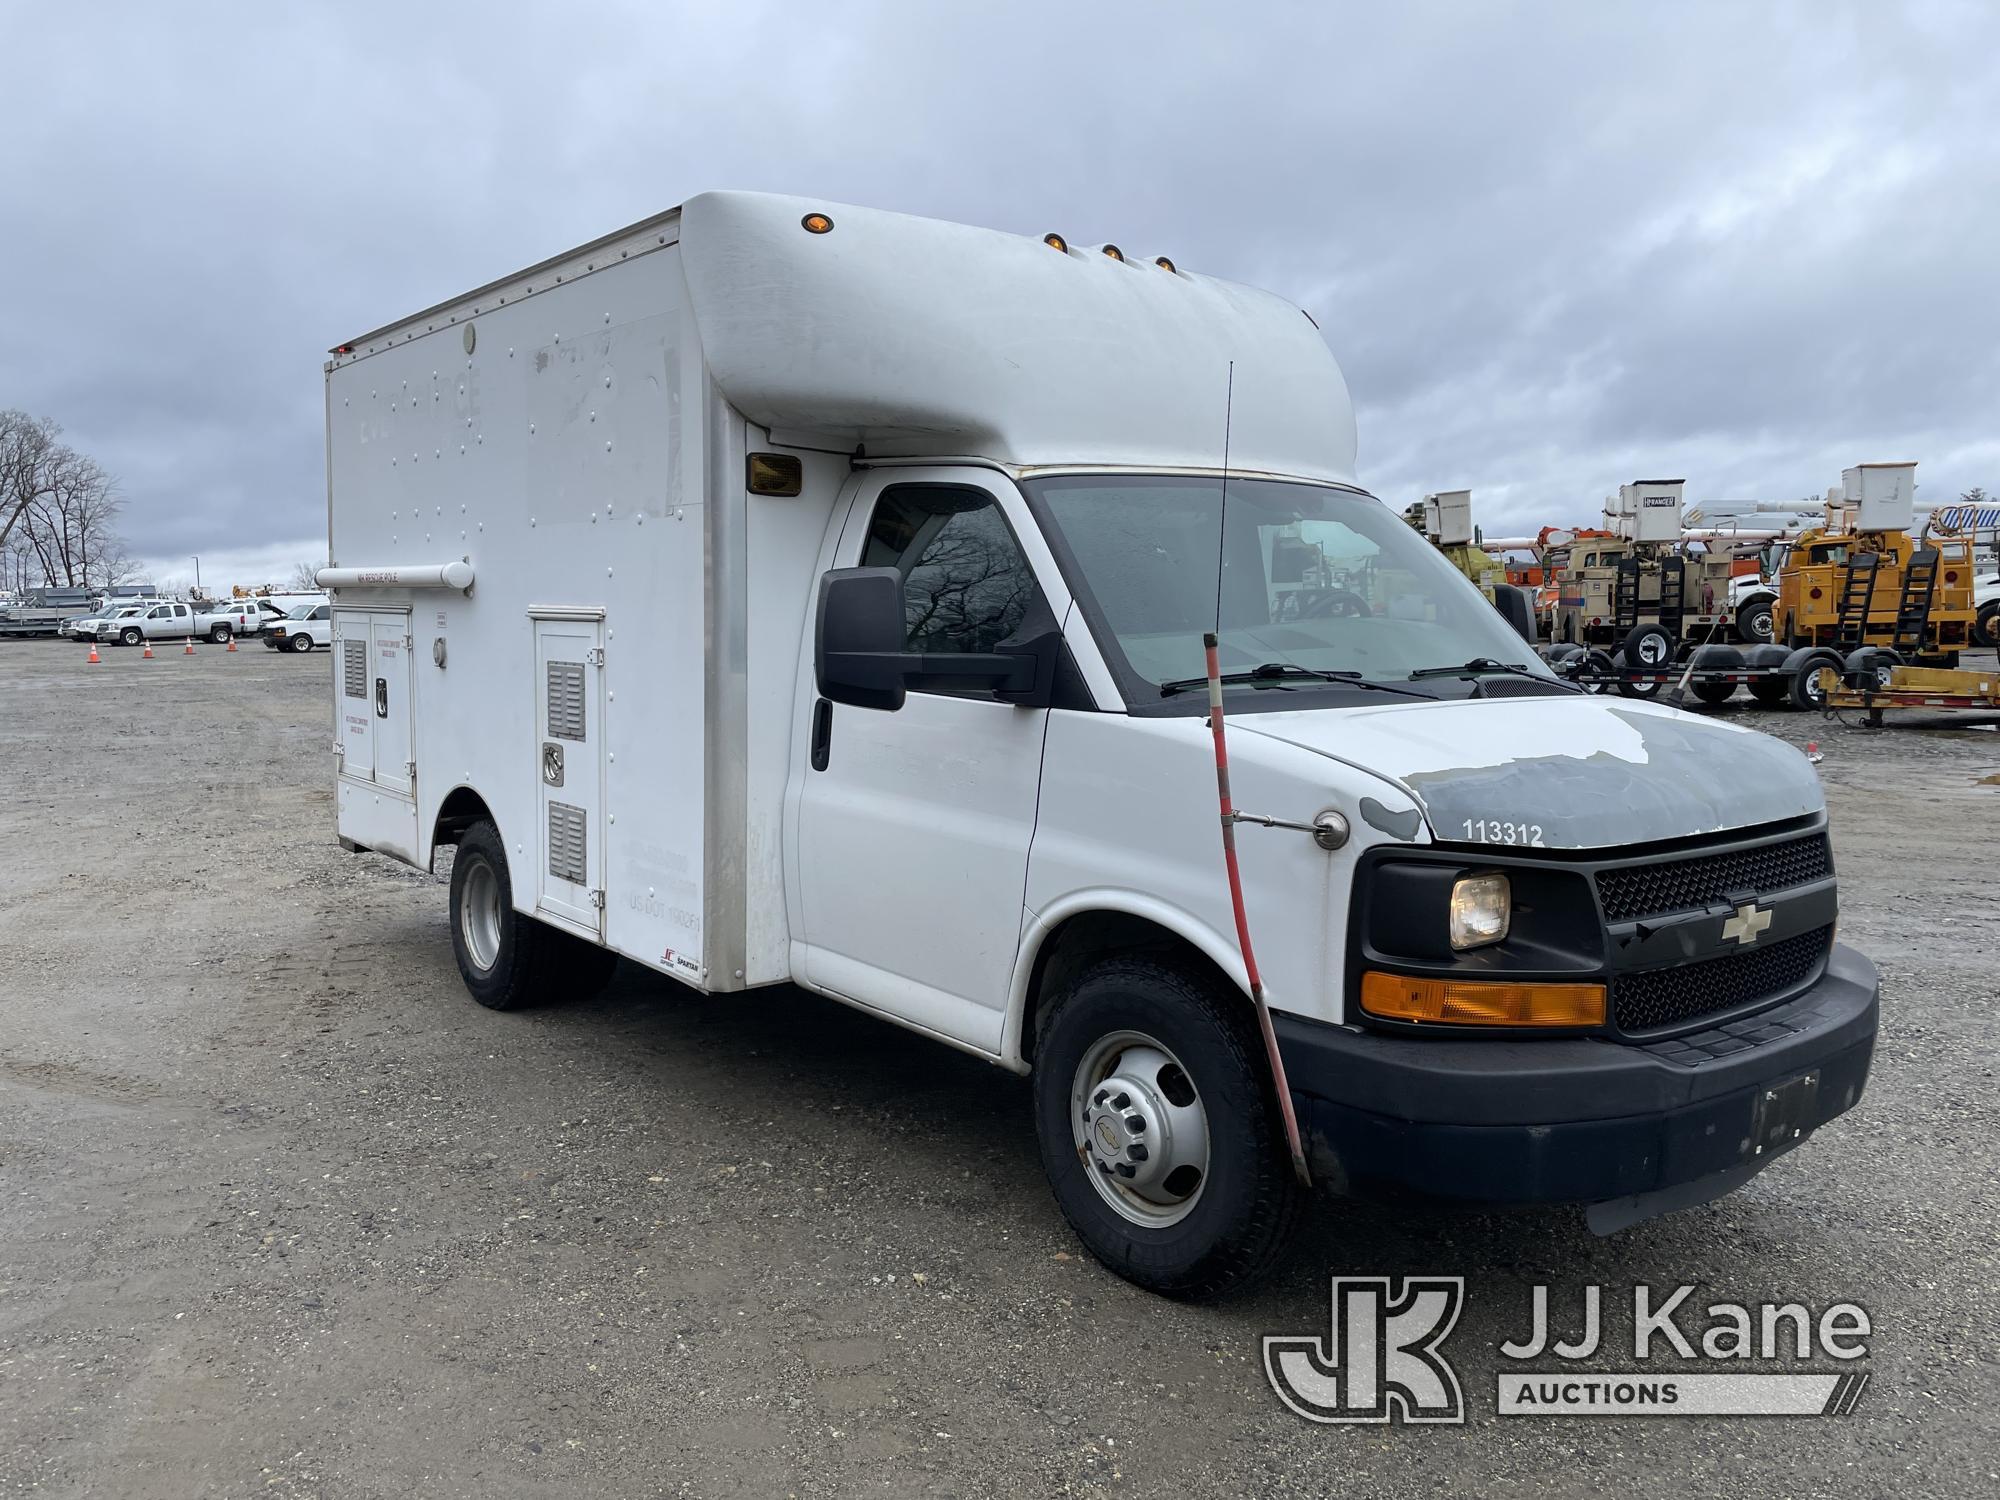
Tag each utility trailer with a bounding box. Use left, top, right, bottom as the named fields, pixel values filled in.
left=320, top=191, right=1878, bottom=1298
left=1820, top=662, right=2000, bottom=726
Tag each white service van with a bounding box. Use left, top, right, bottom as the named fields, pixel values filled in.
left=321, top=193, right=1878, bottom=1296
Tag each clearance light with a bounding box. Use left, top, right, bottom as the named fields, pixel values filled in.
left=1101, top=243, right=1124, bottom=262
left=1043, top=232, right=1069, bottom=253
left=1945, top=570, right=1959, bottom=583
left=801, top=212, right=834, bottom=234
left=1810, top=587, right=1824, bottom=600
left=1361, top=972, right=1606, bottom=1028
left=1155, top=255, right=1178, bottom=273
left=746, top=452, right=804, bottom=496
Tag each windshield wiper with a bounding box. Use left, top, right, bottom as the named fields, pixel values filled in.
left=1160, top=662, right=1440, bottom=701
left=1408, top=658, right=1581, bottom=695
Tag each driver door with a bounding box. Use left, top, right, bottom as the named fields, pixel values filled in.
left=791, top=468, right=1068, bottom=1053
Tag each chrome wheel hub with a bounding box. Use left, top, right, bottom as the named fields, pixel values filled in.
left=1072, top=1031, right=1210, bottom=1227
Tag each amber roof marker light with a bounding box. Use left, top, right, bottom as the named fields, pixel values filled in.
left=801, top=212, right=834, bottom=234
left=1042, top=232, right=1069, bottom=253
left=1101, top=244, right=1125, bottom=262
left=1154, top=255, right=1178, bottom=273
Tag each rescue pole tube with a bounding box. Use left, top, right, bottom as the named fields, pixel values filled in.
left=1203, top=632, right=1312, bottom=1187
left=315, top=561, right=474, bottom=592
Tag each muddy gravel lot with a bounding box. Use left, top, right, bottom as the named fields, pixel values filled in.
left=1, top=640, right=1996, bottom=1499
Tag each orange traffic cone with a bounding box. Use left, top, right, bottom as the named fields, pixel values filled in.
left=184, top=635, right=195, bottom=655
left=142, top=641, right=154, bottom=659
left=226, top=635, right=237, bottom=652
left=87, top=643, right=100, bottom=664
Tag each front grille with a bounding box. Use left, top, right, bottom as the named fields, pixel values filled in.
left=1612, top=925, right=1833, bottom=1034
left=1596, top=832, right=1831, bottom=923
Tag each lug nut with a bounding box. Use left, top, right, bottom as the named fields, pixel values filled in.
left=1111, top=1092, right=1131, bottom=1111
left=1124, top=1114, right=1146, bottom=1133
left=1113, top=1162, right=1137, bottom=1178
left=1094, top=1088, right=1110, bottom=1106
left=1127, top=1143, right=1149, bottom=1162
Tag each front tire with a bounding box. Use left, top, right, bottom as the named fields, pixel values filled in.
left=1975, top=601, right=1999, bottom=649
left=448, top=820, right=618, bottom=1010
left=290, top=634, right=314, bottom=653
left=1033, top=957, right=1303, bottom=1300
left=120, top=627, right=142, bottom=647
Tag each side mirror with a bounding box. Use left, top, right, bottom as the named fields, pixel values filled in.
left=1493, top=583, right=1537, bottom=644
left=815, top=567, right=1040, bottom=711
left=816, top=568, right=911, bottom=711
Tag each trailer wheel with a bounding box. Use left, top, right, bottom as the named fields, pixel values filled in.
left=1844, top=646, right=1901, bottom=691
left=1620, top=623, right=1674, bottom=671
left=1578, top=648, right=1617, bottom=693
left=120, top=627, right=142, bottom=647
left=1749, top=678, right=1790, bottom=706
left=1690, top=680, right=1737, bottom=706
left=1033, top=956, right=1303, bottom=1299
left=1733, top=597, right=1774, bottom=645
left=1974, top=601, right=1999, bottom=649
left=449, top=820, right=618, bottom=1010
left=1786, top=649, right=1843, bottom=711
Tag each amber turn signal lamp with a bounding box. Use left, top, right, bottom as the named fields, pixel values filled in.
left=746, top=452, right=804, bottom=496
left=1043, top=232, right=1069, bottom=253
left=801, top=212, right=834, bottom=234
left=1359, top=971, right=1605, bottom=1028
left=1154, top=255, right=1177, bottom=273
left=1101, top=243, right=1124, bottom=262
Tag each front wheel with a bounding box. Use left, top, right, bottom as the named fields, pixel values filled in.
left=1975, top=601, right=1999, bottom=649
left=448, top=820, right=619, bottom=1010
left=290, top=634, right=315, bottom=653
left=120, top=627, right=142, bottom=647
left=1033, top=957, right=1303, bottom=1299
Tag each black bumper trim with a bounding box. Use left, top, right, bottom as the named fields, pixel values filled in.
left=1273, top=942, right=1879, bottom=1207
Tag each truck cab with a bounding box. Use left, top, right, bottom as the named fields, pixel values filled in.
left=320, top=192, right=1879, bottom=1297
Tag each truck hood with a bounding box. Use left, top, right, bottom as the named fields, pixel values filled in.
left=1234, top=695, right=1823, bottom=851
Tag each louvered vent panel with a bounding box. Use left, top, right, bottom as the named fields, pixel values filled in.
left=344, top=640, right=368, bottom=698
left=546, top=661, right=586, bottom=741
left=548, top=802, right=587, bottom=885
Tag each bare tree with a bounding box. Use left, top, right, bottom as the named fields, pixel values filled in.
left=288, top=560, right=325, bottom=591
left=0, top=410, right=61, bottom=556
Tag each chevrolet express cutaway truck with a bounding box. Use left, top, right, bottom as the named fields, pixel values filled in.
left=320, top=192, right=1878, bottom=1297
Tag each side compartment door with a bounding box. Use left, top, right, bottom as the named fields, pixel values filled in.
left=534, top=616, right=605, bottom=936
left=369, top=614, right=413, bottom=798
left=335, top=612, right=375, bottom=781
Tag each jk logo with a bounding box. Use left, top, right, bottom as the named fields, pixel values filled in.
left=1263, top=1277, right=1466, bottom=1424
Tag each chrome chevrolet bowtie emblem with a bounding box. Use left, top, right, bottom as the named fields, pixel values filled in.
left=1721, top=902, right=1773, bottom=946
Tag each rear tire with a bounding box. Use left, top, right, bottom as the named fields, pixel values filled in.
left=448, top=820, right=619, bottom=1010
left=210, top=625, right=231, bottom=644
left=1974, top=601, right=1999, bottom=649
left=1734, top=597, right=1774, bottom=645
left=1032, top=956, right=1304, bottom=1300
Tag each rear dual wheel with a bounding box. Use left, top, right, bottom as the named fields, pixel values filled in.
left=1033, top=957, right=1303, bottom=1300
left=449, top=819, right=619, bottom=1010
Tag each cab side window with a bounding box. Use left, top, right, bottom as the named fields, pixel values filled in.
left=859, top=486, right=1042, bottom=680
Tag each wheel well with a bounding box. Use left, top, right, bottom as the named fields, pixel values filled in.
left=432, top=787, right=494, bottom=849
left=1019, top=910, right=1234, bottom=1064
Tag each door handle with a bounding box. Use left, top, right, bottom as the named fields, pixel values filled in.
left=375, top=679, right=388, bottom=717
left=810, top=697, right=832, bottom=772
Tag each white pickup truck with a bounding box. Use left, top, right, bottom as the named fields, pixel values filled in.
left=104, top=601, right=243, bottom=646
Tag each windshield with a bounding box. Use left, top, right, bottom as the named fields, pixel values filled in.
left=286, top=604, right=316, bottom=619
left=1025, top=474, right=1551, bottom=701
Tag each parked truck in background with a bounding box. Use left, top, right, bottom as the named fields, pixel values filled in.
left=319, top=192, right=1880, bottom=1297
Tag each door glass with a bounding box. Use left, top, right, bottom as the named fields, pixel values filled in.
left=858, top=485, right=1042, bottom=692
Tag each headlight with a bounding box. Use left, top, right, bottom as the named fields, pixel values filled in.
left=1449, top=872, right=1511, bottom=950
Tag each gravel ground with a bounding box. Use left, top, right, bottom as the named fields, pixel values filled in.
left=1, top=640, right=1995, bottom=1499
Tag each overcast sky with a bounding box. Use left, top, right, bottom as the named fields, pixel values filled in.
left=3, top=1, right=1995, bottom=588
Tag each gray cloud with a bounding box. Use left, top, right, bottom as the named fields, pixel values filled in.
left=3, top=0, right=1995, bottom=584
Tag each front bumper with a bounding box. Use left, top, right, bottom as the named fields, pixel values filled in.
left=1274, top=942, right=1878, bottom=1212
